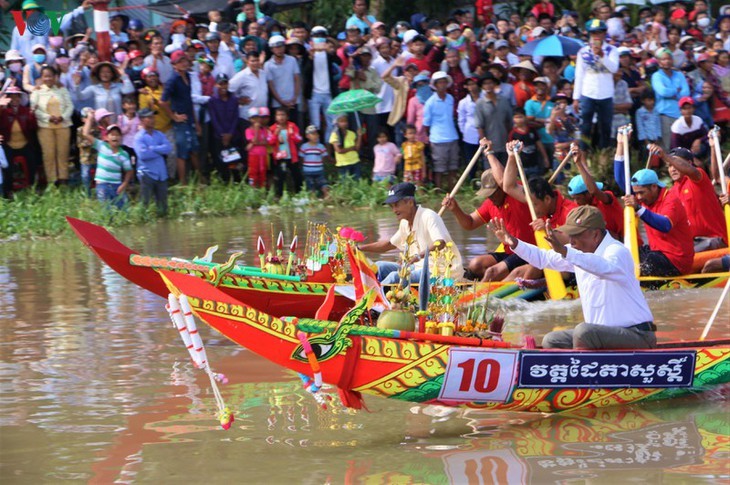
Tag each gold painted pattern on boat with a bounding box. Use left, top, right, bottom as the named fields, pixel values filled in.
left=355, top=341, right=449, bottom=397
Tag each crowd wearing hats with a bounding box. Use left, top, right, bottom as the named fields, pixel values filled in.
left=0, top=0, right=729, bottom=214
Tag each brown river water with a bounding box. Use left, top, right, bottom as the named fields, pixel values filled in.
left=1, top=208, right=728, bottom=484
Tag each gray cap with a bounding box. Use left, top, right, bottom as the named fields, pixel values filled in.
left=138, top=108, right=155, bottom=118
left=495, top=39, right=509, bottom=49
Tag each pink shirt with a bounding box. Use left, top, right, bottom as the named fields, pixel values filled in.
left=406, top=97, right=428, bottom=143
left=372, top=142, right=401, bottom=176
left=245, top=126, right=269, bottom=156
left=118, top=114, right=140, bottom=147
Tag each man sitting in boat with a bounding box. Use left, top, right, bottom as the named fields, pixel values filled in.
left=656, top=145, right=727, bottom=252
left=441, top=138, right=533, bottom=282
left=567, top=147, right=624, bottom=241
left=489, top=206, right=656, bottom=350
left=360, top=182, right=464, bottom=284
left=619, top=167, right=695, bottom=276
left=500, top=140, right=577, bottom=281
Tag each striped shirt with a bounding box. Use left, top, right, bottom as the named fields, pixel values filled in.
left=299, top=142, right=327, bottom=174
left=93, top=139, right=132, bottom=184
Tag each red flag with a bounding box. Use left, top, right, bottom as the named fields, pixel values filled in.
left=315, top=284, right=337, bottom=320
left=346, top=244, right=390, bottom=309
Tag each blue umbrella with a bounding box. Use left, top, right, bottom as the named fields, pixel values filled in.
left=518, top=35, right=585, bottom=57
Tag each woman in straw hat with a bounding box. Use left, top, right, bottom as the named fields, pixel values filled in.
left=510, top=60, right=538, bottom=108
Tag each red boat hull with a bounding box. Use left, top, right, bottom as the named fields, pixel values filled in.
left=67, top=217, right=352, bottom=319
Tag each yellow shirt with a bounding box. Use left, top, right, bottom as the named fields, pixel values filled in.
left=8, top=120, right=28, bottom=149
left=402, top=141, right=425, bottom=172
left=138, top=86, right=172, bottom=132
left=329, top=130, right=359, bottom=167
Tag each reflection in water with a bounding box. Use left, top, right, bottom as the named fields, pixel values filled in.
left=0, top=211, right=728, bottom=483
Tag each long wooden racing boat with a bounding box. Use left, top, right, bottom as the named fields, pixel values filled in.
left=66, top=217, right=355, bottom=319
left=160, top=270, right=730, bottom=413
left=68, top=217, right=730, bottom=314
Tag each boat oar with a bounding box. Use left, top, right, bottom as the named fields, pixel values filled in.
left=699, top=280, right=730, bottom=341
left=547, top=150, right=574, bottom=184
left=437, top=145, right=486, bottom=216
left=710, top=126, right=730, bottom=245
left=622, top=126, right=641, bottom=276
left=511, top=144, right=567, bottom=301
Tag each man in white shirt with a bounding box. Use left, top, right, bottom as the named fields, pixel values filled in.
left=360, top=183, right=464, bottom=284
left=372, top=38, right=396, bottom=139
left=490, top=205, right=656, bottom=349
left=229, top=53, right=268, bottom=122
left=573, top=19, right=619, bottom=150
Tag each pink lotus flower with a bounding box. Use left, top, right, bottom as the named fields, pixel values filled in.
left=339, top=227, right=354, bottom=239
left=351, top=231, right=365, bottom=242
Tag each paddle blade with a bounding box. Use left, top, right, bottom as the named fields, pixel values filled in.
left=418, top=250, right=430, bottom=312
left=534, top=229, right=568, bottom=300
left=624, top=207, right=640, bottom=277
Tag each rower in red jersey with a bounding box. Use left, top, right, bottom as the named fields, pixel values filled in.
left=568, top=147, right=624, bottom=240
left=660, top=145, right=727, bottom=252
left=442, top=138, right=534, bottom=281
left=502, top=139, right=578, bottom=279
left=623, top=163, right=695, bottom=276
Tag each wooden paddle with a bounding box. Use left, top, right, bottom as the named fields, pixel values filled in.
left=547, top=150, right=575, bottom=184
left=699, top=280, right=730, bottom=341
left=622, top=126, right=641, bottom=277
left=511, top=144, right=568, bottom=301
left=438, top=145, right=486, bottom=216
left=710, top=126, right=730, bottom=245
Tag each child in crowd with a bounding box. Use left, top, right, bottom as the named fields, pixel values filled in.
left=82, top=111, right=133, bottom=209
left=269, top=108, right=303, bottom=197
left=635, top=91, right=662, bottom=167
left=78, top=107, right=98, bottom=195
left=372, top=129, right=401, bottom=184
left=299, top=125, right=330, bottom=198
left=406, top=73, right=431, bottom=146
left=508, top=108, right=548, bottom=177
left=245, top=107, right=270, bottom=188
left=547, top=93, right=578, bottom=162
left=329, top=115, right=362, bottom=180
left=118, top=95, right=140, bottom=168
left=611, top=72, right=632, bottom=142
left=197, top=57, right=216, bottom=96
left=401, top=124, right=426, bottom=185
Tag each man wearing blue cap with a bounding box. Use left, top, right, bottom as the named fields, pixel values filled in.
left=134, top=108, right=172, bottom=215
left=573, top=19, right=619, bottom=150
left=568, top=147, right=623, bottom=239
left=619, top=164, right=694, bottom=276
left=360, top=182, right=463, bottom=284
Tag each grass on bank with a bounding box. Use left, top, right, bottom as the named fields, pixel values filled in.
left=0, top=178, right=478, bottom=240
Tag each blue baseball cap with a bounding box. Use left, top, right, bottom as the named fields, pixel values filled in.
left=631, top=169, right=665, bottom=188
left=568, top=175, right=603, bottom=196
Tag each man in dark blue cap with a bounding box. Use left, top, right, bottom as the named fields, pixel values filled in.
left=134, top=107, right=172, bottom=215
left=359, top=182, right=463, bottom=283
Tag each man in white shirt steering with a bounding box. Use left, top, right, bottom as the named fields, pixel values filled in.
left=489, top=205, right=656, bottom=349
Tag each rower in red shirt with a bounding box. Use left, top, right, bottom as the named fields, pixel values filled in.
left=661, top=146, right=727, bottom=251
left=442, top=138, right=534, bottom=281
left=623, top=160, right=695, bottom=276
left=568, top=147, right=624, bottom=240
left=502, top=139, right=578, bottom=279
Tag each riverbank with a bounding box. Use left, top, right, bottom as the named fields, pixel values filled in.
left=0, top=179, right=476, bottom=240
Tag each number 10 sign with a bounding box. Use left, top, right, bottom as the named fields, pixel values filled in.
left=438, top=349, right=519, bottom=402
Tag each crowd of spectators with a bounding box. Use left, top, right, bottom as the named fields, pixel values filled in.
left=1, top=0, right=729, bottom=214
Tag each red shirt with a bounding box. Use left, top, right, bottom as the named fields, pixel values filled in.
left=644, top=187, right=695, bottom=274
left=592, top=191, right=624, bottom=239
left=670, top=169, right=727, bottom=244
left=477, top=194, right=536, bottom=253
left=546, top=191, right=577, bottom=227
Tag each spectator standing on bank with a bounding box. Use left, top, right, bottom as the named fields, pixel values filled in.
left=423, top=71, right=460, bottom=190
left=133, top=108, right=172, bottom=215
left=652, top=48, right=690, bottom=150
left=573, top=19, right=619, bottom=149
left=265, top=35, right=301, bottom=123
left=474, top=74, right=513, bottom=165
